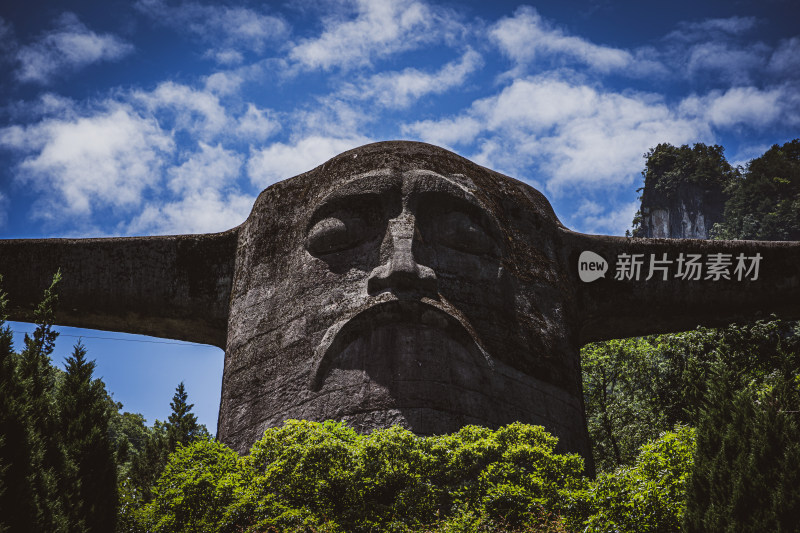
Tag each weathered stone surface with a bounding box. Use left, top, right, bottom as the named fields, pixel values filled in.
left=638, top=180, right=726, bottom=239
left=0, top=233, right=236, bottom=347
left=1, top=141, right=799, bottom=474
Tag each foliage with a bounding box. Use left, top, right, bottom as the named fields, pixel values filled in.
left=581, top=338, right=668, bottom=471
left=644, top=143, right=736, bottom=197
left=16, top=272, right=68, bottom=532
left=582, top=426, right=696, bottom=533
left=712, top=139, right=800, bottom=241
left=119, top=381, right=211, bottom=531
left=167, top=381, right=205, bottom=449
left=684, top=363, right=800, bottom=532
left=0, top=273, right=209, bottom=533
left=581, top=318, right=800, bottom=472
left=59, top=341, right=118, bottom=532
left=108, top=407, right=151, bottom=478
left=126, top=421, right=702, bottom=533
left=132, top=420, right=588, bottom=532
left=0, top=279, right=37, bottom=533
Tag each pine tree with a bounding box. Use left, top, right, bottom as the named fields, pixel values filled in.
left=685, top=361, right=800, bottom=532
left=167, top=381, right=201, bottom=449
left=59, top=341, right=117, bottom=533
left=127, top=382, right=209, bottom=504
left=16, top=272, right=68, bottom=532
left=0, top=281, right=37, bottom=533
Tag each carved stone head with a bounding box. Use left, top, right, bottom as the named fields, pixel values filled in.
left=219, top=141, right=589, bottom=459
left=3, top=140, right=796, bottom=470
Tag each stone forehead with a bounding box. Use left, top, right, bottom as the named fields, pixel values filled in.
left=247, top=141, right=563, bottom=228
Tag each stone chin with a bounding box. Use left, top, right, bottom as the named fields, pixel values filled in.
left=307, top=297, right=497, bottom=431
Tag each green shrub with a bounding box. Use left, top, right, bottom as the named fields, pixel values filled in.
left=130, top=421, right=703, bottom=533
left=134, top=421, right=587, bottom=532
left=581, top=425, right=695, bottom=533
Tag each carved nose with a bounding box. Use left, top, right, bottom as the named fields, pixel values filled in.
left=368, top=214, right=437, bottom=296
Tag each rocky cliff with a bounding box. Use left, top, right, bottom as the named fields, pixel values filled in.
left=635, top=180, right=727, bottom=239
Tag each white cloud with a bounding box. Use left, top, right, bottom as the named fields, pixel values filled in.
left=132, top=82, right=229, bottom=140
left=204, top=70, right=246, bottom=96
left=489, top=6, right=640, bottom=74
left=473, top=77, right=598, bottom=132
left=575, top=200, right=639, bottom=236
left=125, top=142, right=252, bottom=235
left=401, top=115, right=483, bottom=147
left=339, top=48, right=482, bottom=108
left=247, top=135, right=370, bottom=187
left=15, top=13, right=133, bottom=84
left=769, top=37, right=800, bottom=78
left=126, top=190, right=254, bottom=235
left=202, top=57, right=288, bottom=96
left=0, top=17, right=15, bottom=57
left=0, top=77, right=295, bottom=233
left=291, top=97, right=371, bottom=139
left=658, top=15, right=775, bottom=84
left=0, top=104, right=173, bottom=220
left=0, top=192, right=7, bottom=229
left=683, top=41, right=768, bottom=84
left=167, top=142, right=242, bottom=193
left=679, top=86, right=796, bottom=129
left=135, top=0, right=288, bottom=60
left=205, top=49, right=244, bottom=66
left=667, top=16, right=758, bottom=42
left=405, top=76, right=710, bottom=194
left=288, top=0, right=462, bottom=71
left=236, top=104, right=281, bottom=141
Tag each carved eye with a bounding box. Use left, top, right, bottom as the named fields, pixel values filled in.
left=306, top=216, right=367, bottom=255
left=435, top=211, right=497, bottom=256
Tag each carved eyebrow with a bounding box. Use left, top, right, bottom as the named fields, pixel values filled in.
left=402, top=170, right=485, bottom=210
left=309, top=171, right=400, bottom=221
left=403, top=171, right=502, bottom=234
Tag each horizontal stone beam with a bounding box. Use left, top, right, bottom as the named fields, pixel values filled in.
left=563, top=232, right=800, bottom=344
left=0, top=230, right=238, bottom=348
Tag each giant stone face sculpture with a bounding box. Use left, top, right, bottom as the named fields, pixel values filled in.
left=1, top=141, right=799, bottom=470
left=223, top=147, right=585, bottom=457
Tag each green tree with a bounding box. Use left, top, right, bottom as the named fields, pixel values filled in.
left=124, top=382, right=209, bottom=510
left=108, top=407, right=151, bottom=478
left=713, top=139, right=800, bottom=240
left=167, top=382, right=203, bottom=449
left=582, top=426, right=696, bottom=533
left=581, top=338, right=667, bottom=471
left=684, top=363, right=800, bottom=532
left=581, top=319, right=800, bottom=473
left=16, top=272, right=68, bottom=532
left=59, top=341, right=118, bottom=533
left=0, top=281, right=37, bottom=533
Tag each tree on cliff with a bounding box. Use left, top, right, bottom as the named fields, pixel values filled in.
left=631, top=143, right=737, bottom=237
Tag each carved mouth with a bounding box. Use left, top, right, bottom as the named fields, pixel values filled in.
left=308, top=297, right=492, bottom=391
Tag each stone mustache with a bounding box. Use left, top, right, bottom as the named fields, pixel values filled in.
left=1, top=141, right=798, bottom=468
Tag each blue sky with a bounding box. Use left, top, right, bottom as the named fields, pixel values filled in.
left=1, top=0, right=798, bottom=434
